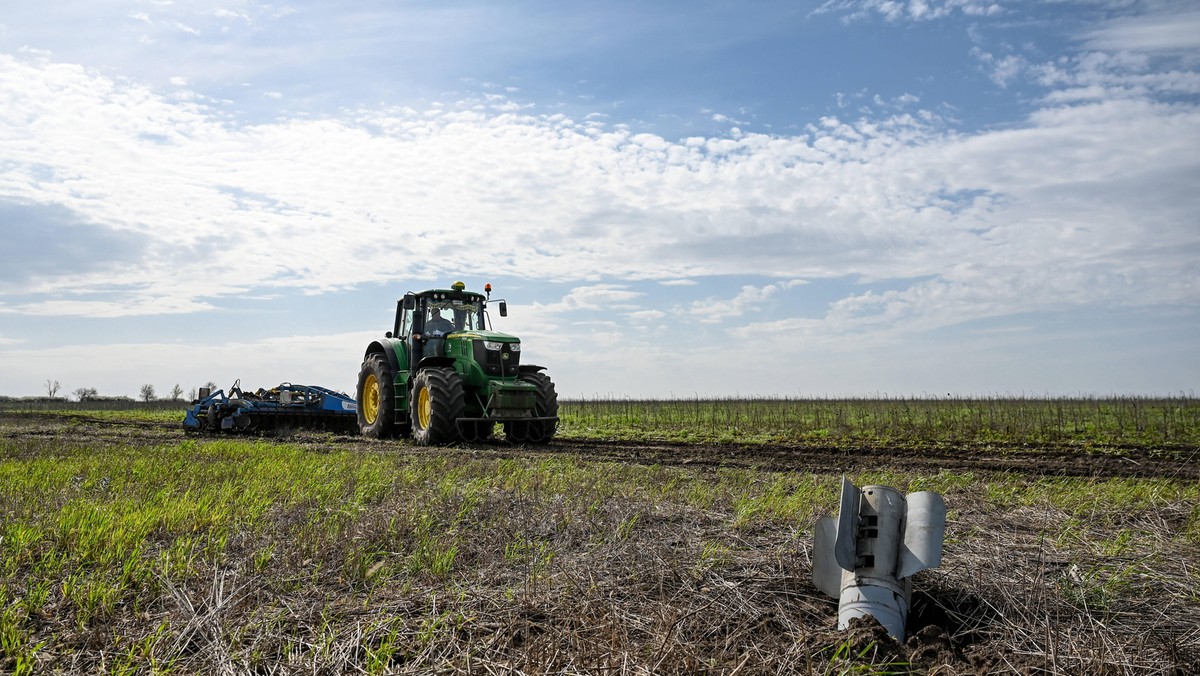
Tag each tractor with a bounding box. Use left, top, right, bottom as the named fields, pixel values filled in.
left=356, top=281, right=558, bottom=445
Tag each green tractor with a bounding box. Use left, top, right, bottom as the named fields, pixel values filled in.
left=356, top=281, right=558, bottom=445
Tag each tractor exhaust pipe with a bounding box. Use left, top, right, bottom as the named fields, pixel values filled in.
left=812, top=477, right=946, bottom=640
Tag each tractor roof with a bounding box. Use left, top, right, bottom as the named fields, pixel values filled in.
left=417, top=285, right=485, bottom=302
left=422, top=289, right=483, bottom=299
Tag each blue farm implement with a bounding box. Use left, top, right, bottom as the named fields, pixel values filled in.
left=183, top=381, right=358, bottom=434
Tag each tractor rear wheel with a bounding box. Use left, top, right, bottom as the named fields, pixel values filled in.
left=410, top=367, right=465, bottom=446
left=504, top=371, right=558, bottom=444
left=357, top=353, right=396, bottom=438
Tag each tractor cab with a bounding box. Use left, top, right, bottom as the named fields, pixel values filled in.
left=395, top=286, right=491, bottom=366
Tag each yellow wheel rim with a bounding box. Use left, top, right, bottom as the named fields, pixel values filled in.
left=363, top=373, right=379, bottom=425
left=417, top=386, right=432, bottom=429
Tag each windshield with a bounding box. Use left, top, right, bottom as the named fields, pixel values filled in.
left=424, top=298, right=485, bottom=334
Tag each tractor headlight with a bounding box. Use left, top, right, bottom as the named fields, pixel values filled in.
left=509, top=342, right=520, bottom=352
left=482, top=341, right=503, bottom=351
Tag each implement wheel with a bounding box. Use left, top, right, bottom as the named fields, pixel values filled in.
left=504, top=371, right=558, bottom=445
left=411, top=367, right=465, bottom=446
left=357, top=353, right=398, bottom=438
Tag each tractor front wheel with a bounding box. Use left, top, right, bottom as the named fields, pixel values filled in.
left=410, top=367, right=465, bottom=446
left=504, top=371, right=559, bottom=445
left=357, top=353, right=397, bottom=438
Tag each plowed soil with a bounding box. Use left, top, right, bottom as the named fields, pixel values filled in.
left=470, top=437, right=1196, bottom=480
left=7, top=412, right=1195, bottom=480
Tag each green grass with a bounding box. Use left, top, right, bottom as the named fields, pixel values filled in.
left=557, top=395, right=1200, bottom=447
left=0, top=407, right=185, bottom=424
left=0, top=401, right=187, bottom=418
left=0, top=437, right=829, bottom=670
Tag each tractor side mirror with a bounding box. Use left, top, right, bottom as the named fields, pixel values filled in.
left=402, top=294, right=416, bottom=310
left=499, top=301, right=507, bottom=317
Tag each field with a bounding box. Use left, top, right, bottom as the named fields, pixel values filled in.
left=1, top=397, right=1197, bottom=674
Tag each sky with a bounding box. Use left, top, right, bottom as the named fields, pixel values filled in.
left=0, top=0, right=1197, bottom=400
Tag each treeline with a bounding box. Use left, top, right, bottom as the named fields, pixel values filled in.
left=13, top=380, right=216, bottom=405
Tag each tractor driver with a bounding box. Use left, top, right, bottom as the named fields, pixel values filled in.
left=424, top=308, right=455, bottom=336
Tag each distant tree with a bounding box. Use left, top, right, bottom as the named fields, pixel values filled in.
left=204, top=381, right=217, bottom=391
left=170, top=384, right=183, bottom=401
left=139, top=384, right=156, bottom=402
left=188, top=387, right=197, bottom=401
left=45, top=379, right=61, bottom=398
left=73, top=387, right=98, bottom=401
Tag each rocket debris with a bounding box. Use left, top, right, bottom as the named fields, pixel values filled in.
left=812, top=477, right=946, bottom=640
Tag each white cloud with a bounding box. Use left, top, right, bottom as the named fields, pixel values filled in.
left=984, top=52, right=1027, bottom=87
left=626, top=309, right=666, bottom=322
left=1081, top=10, right=1200, bottom=54
left=683, top=281, right=810, bottom=324
left=535, top=286, right=645, bottom=313
left=5, top=297, right=217, bottom=318
left=213, top=9, right=250, bottom=22
left=0, top=38, right=1195, bottom=362
left=1028, top=48, right=1200, bottom=100
left=814, top=0, right=1004, bottom=23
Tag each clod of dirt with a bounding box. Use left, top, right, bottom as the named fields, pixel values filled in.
left=906, top=623, right=960, bottom=668
left=837, top=615, right=906, bottom=664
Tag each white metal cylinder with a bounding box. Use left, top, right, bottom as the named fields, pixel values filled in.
left=839, top=485, right=910, bottom=638
left=837, top=571, right=910, bottom=638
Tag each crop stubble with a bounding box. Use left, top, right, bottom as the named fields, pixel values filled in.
left=0, top=410, right=1197, bottom=674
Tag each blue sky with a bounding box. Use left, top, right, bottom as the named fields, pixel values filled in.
left=1, top=0, right=1197, bottom=399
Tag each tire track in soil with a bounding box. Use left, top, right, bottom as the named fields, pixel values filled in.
left=2, top=413, right=1195, bottom=480
left=478, top=438, right=1198, bottom=480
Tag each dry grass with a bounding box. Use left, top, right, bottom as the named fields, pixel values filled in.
left=924, top=502, right=1200, bottom=673
left=0, top=413, right=1197, bottom=674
